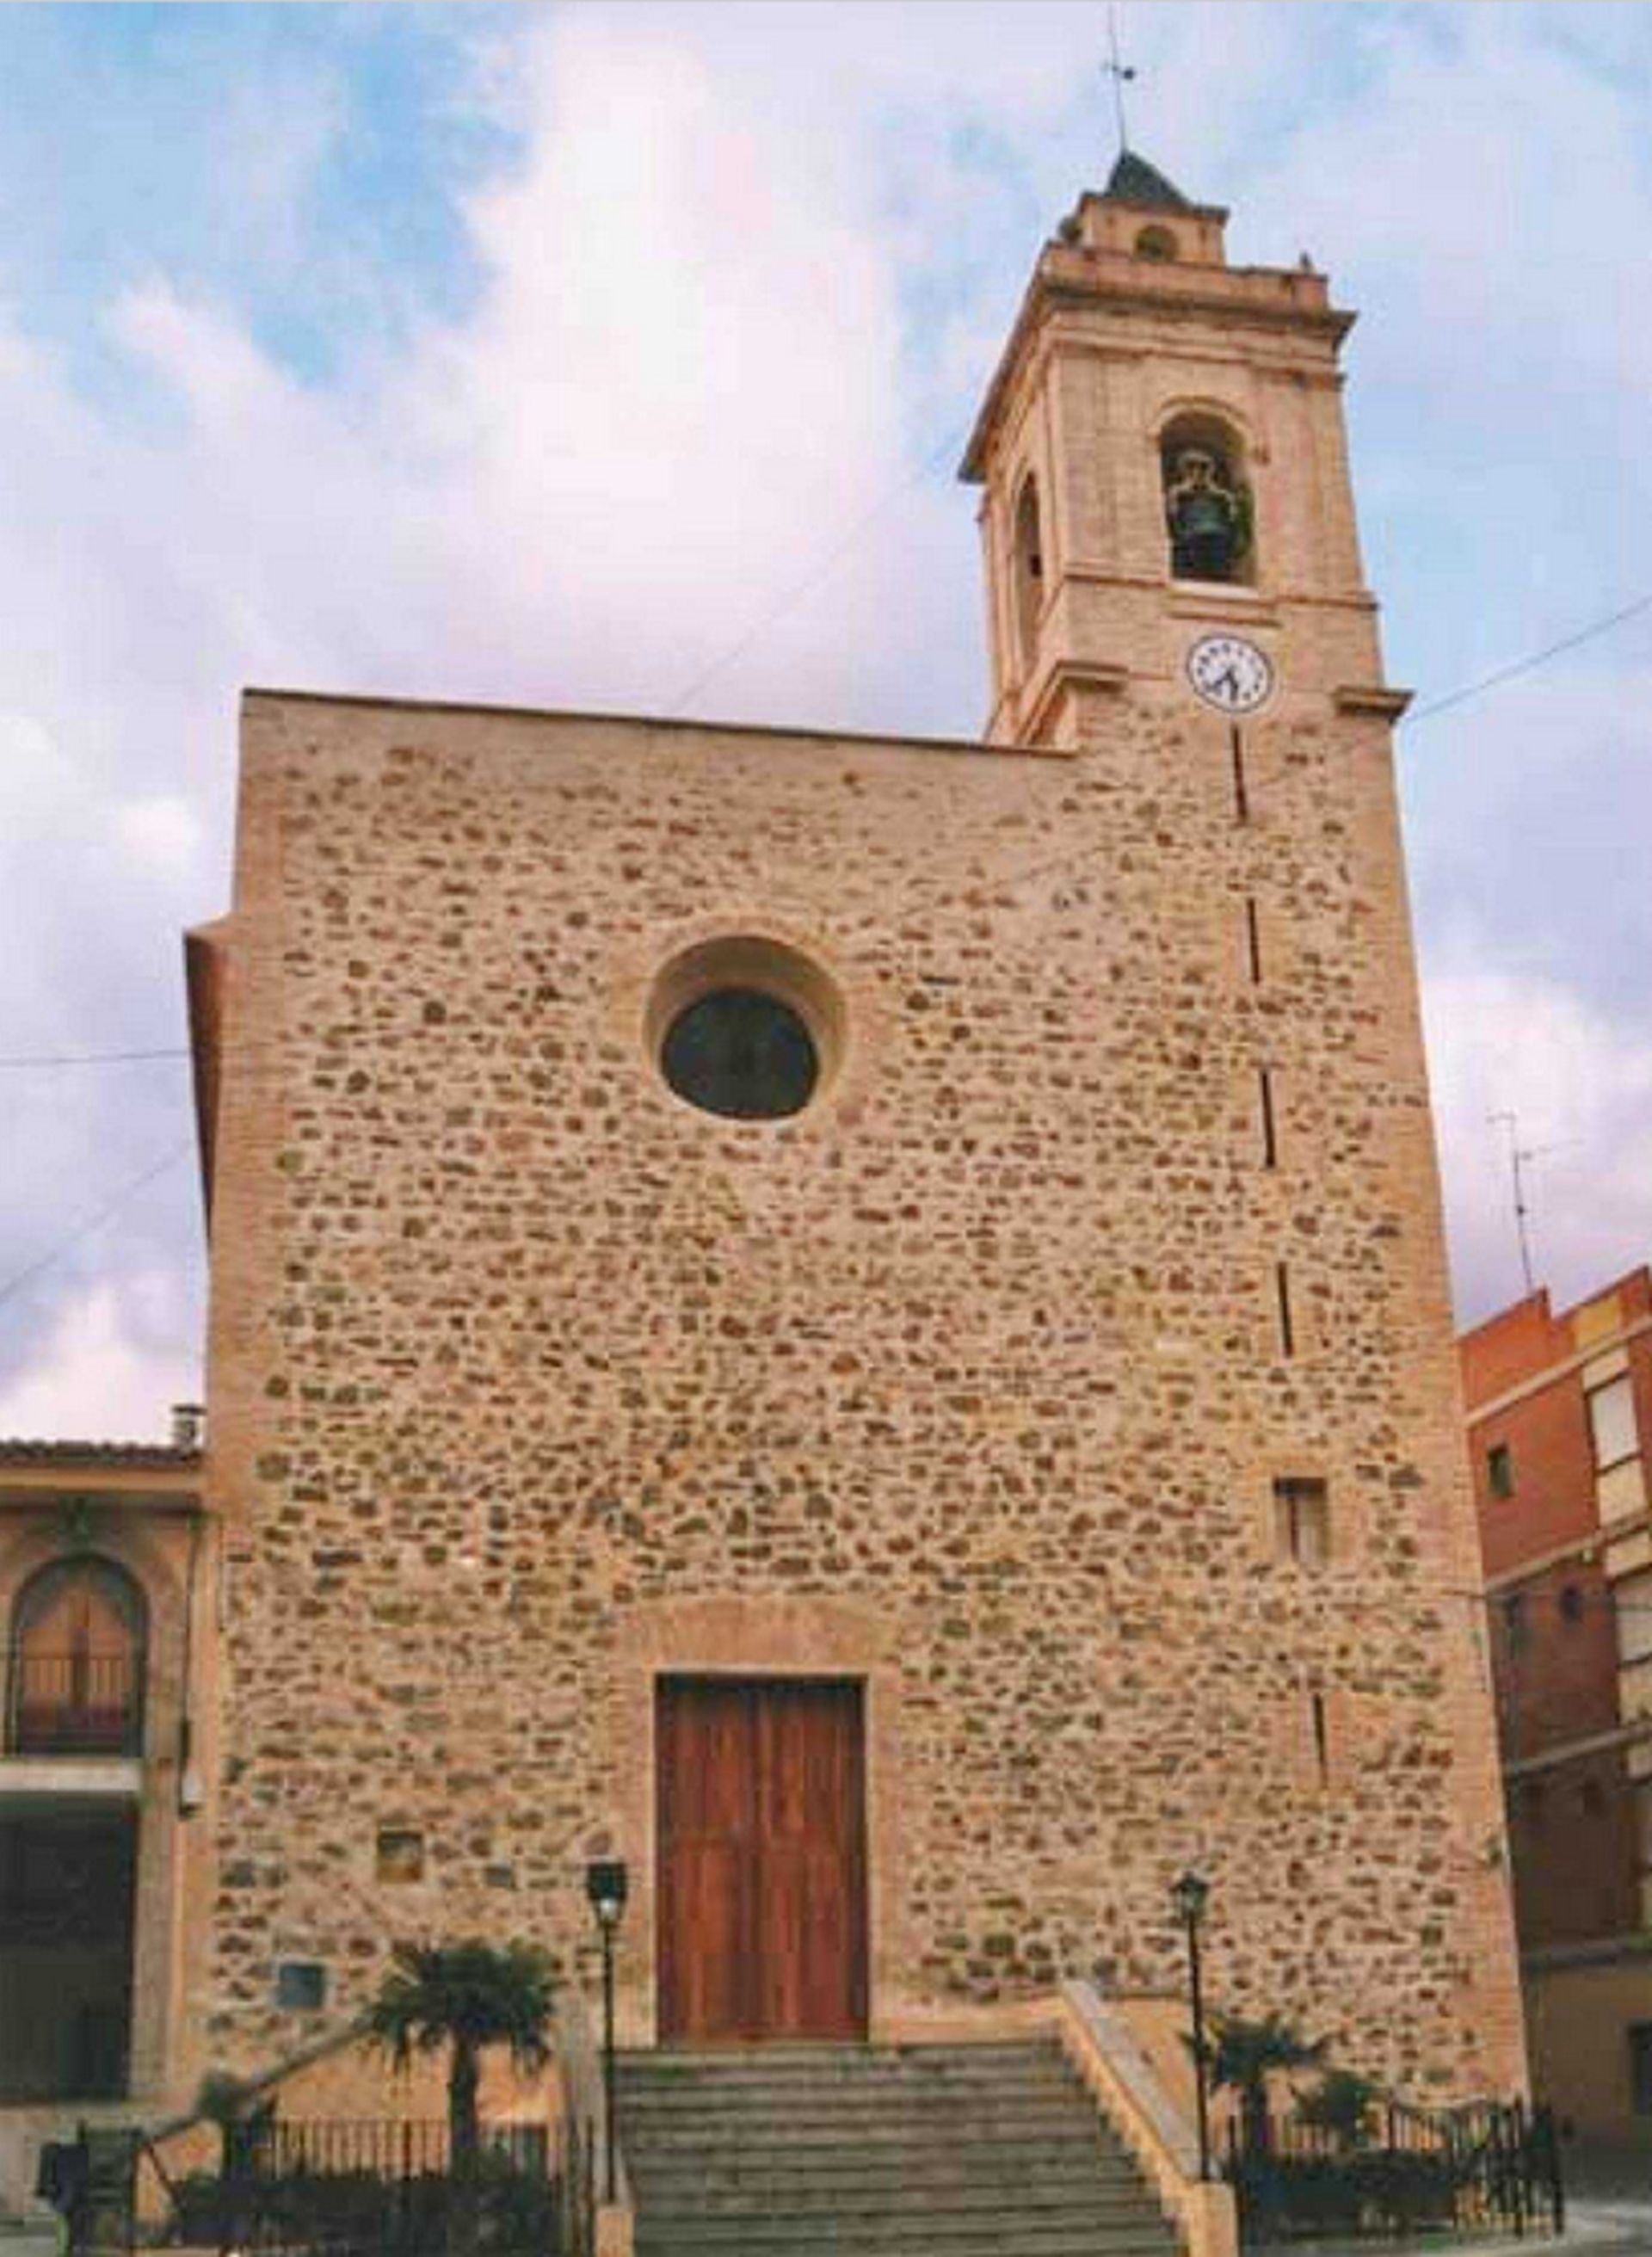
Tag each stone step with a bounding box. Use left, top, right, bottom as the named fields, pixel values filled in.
left=629, top=2149, right=1144, bottom=2195
left=620, top=2063, right=1099, bottom=2106
left=634, top=2178, right=1168, bottom=2221
left=628, top=2140, right=1141, bottom=2181
left=634, top=2220, right=1178, bottom=2256
left=613, top=2103, right=1114, bottom=2139
left=622, top=2043, right=1067, bottom=2073
left=636, top=2243, right=1167, bottom=2257
left=621, top=2054, right=1076, bottom=2092
left=620, top=2064, right=1084, bottom=2100
left=635, top=2245, right=1168, bottom=2257
left=619, top=2039, right=1183, bottom=2257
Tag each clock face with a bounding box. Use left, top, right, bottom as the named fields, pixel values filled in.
left=1186, top=633, right=1273, bottom=715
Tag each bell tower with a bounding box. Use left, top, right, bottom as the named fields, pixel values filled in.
left=962, top=151, right=1405, bottom=747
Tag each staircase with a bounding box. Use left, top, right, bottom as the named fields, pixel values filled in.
left=617, top=2038, right=1187, bottom=2256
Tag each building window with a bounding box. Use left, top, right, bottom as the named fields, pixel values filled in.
left=1013, top=473, right=1045, bottom=663
left=1259, top=1067, right=1278, bottom=1169
left=1502, top=1593, right=1528, bottom=1652
left=0, top=1809, right=138, bottom=2102
left=1560, top=1582, right=1585, bottom=1624
left=1487, top=1443, right=1513, bottom=1499
left=1630, top=2025, right=1652, bottom=2115
left=649, top=936, right=842, bottom=1125
left=274, top=1962, right=327, bottom=2013
left=663, top=990, right=817, bottom=1120
left=1309, top=1688, right=1330, bottom=1786
left=1274, top=1477, right=1328, bottom=1568
left=1635, top=1778, right=1652, bottom=1870
left=1135, top=225, right=1179, bottom=262
left=1274, top=1263, right=1296, bottom=1359
left=1615, top=1570, right=1652, bottom=1671
left=6, top=1557, right=147, bottom=1758
left=1588, top=1375, right=1639, bottom=1471
left=376, top=1828, right=426, bottom=1884
left=1244, top=898, right=1262, bottom=984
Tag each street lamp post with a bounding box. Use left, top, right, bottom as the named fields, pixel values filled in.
left=584, top=1860, right=629, bottom=2205
left=1171, top=1869, right=1212, bottom=2181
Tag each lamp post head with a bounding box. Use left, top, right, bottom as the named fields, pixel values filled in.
left=1171, top=1869, right=1210, bottom=1927
left=586, top=1859, right=629, bottom=1932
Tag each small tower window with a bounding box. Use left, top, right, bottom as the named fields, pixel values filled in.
left=1274, top=1477, right=1328, bottom=1568
left=1135, top=225, right=1178, bottom=262
left=1012, top=474, right=1045, bottom=664
left=1161, top=415, right=1254, bottom=585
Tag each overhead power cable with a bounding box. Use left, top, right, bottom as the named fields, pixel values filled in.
left=667, top=424, right=970, bottom=718
left=660, top=397, right=1652, bottom=737
left=1407, top=589, right=1652, bottom=726
left=0, top=1046, right=188, bottom=1070
left=0, top=1138, right=194, bottom=1317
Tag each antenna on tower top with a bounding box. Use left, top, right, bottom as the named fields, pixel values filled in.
left=1104, top=3, right=1137, bottom=157
left=1489, top=1111, right=1576, bottom=1298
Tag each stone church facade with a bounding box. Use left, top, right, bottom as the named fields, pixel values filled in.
left=0, top=153, right=1527, bottom=2175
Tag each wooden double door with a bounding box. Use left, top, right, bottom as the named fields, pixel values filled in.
left=656, top=1677, right=868, bottom=2044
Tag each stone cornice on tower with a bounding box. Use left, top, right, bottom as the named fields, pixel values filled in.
left=961, top=221, right=1353, bottom=484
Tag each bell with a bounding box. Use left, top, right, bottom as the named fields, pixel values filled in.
left=1171, top=490, right=1239, bottom=581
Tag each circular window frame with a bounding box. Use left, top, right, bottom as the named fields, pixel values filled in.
left=646, top=935, right=846, bottom=1125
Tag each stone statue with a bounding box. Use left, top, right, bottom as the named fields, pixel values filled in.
left=1164, top=447, right=1250, bottom=581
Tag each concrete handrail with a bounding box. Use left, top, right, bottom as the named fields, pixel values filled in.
left=1057, top=1980, right=1236, bottom=2257
left=552, top=1989, right=633, bottom=2257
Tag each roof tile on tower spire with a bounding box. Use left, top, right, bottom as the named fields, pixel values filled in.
left=1101, top=149, right=1191, bottom=210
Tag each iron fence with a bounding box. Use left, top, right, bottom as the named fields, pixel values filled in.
left=1228, top=2097, right=1564, bottom=2245
left=114, top=2115, right=561, bottom=2257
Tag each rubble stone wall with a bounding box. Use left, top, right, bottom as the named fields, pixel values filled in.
left=198, top=685, right=1523, bottom=2098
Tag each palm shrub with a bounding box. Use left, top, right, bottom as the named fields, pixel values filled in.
left=192, top=2069, right=270, bottom=2253
left=1297, top=2066, right=1384, bottom=2149
left=1203, top=2011, right=1326, bottom=2160
left=366, top=1937, right=556, bottom=2248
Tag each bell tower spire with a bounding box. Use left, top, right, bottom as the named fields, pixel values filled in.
left=962, top=163, right=1397, bottom=748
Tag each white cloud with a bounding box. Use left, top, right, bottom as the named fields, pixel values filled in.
left=3, top=3, right=1652, bottom=1424
left=0, top=1277, right=197, bottom=1445
left=114, top=796, right=203, bottom=876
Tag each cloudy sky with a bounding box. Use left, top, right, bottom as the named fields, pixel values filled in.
left=1, top=0, right=1649, bottom=1439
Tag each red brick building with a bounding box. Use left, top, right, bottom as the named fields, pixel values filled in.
left=1463, top=1268, right=1652, bottom=2143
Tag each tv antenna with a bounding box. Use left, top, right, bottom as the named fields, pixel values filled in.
left=1104, top=3, right=1137, bottom=157
left=1489, top=1112, right=1575, bottom=1297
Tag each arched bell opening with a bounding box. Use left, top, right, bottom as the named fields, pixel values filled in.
left=1160, top=412, right=1255, bottom=586
left=1011, top=472, right=1045, bottom=668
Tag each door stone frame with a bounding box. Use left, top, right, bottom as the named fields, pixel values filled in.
left=613, top=1596, right=903, bottom=2046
